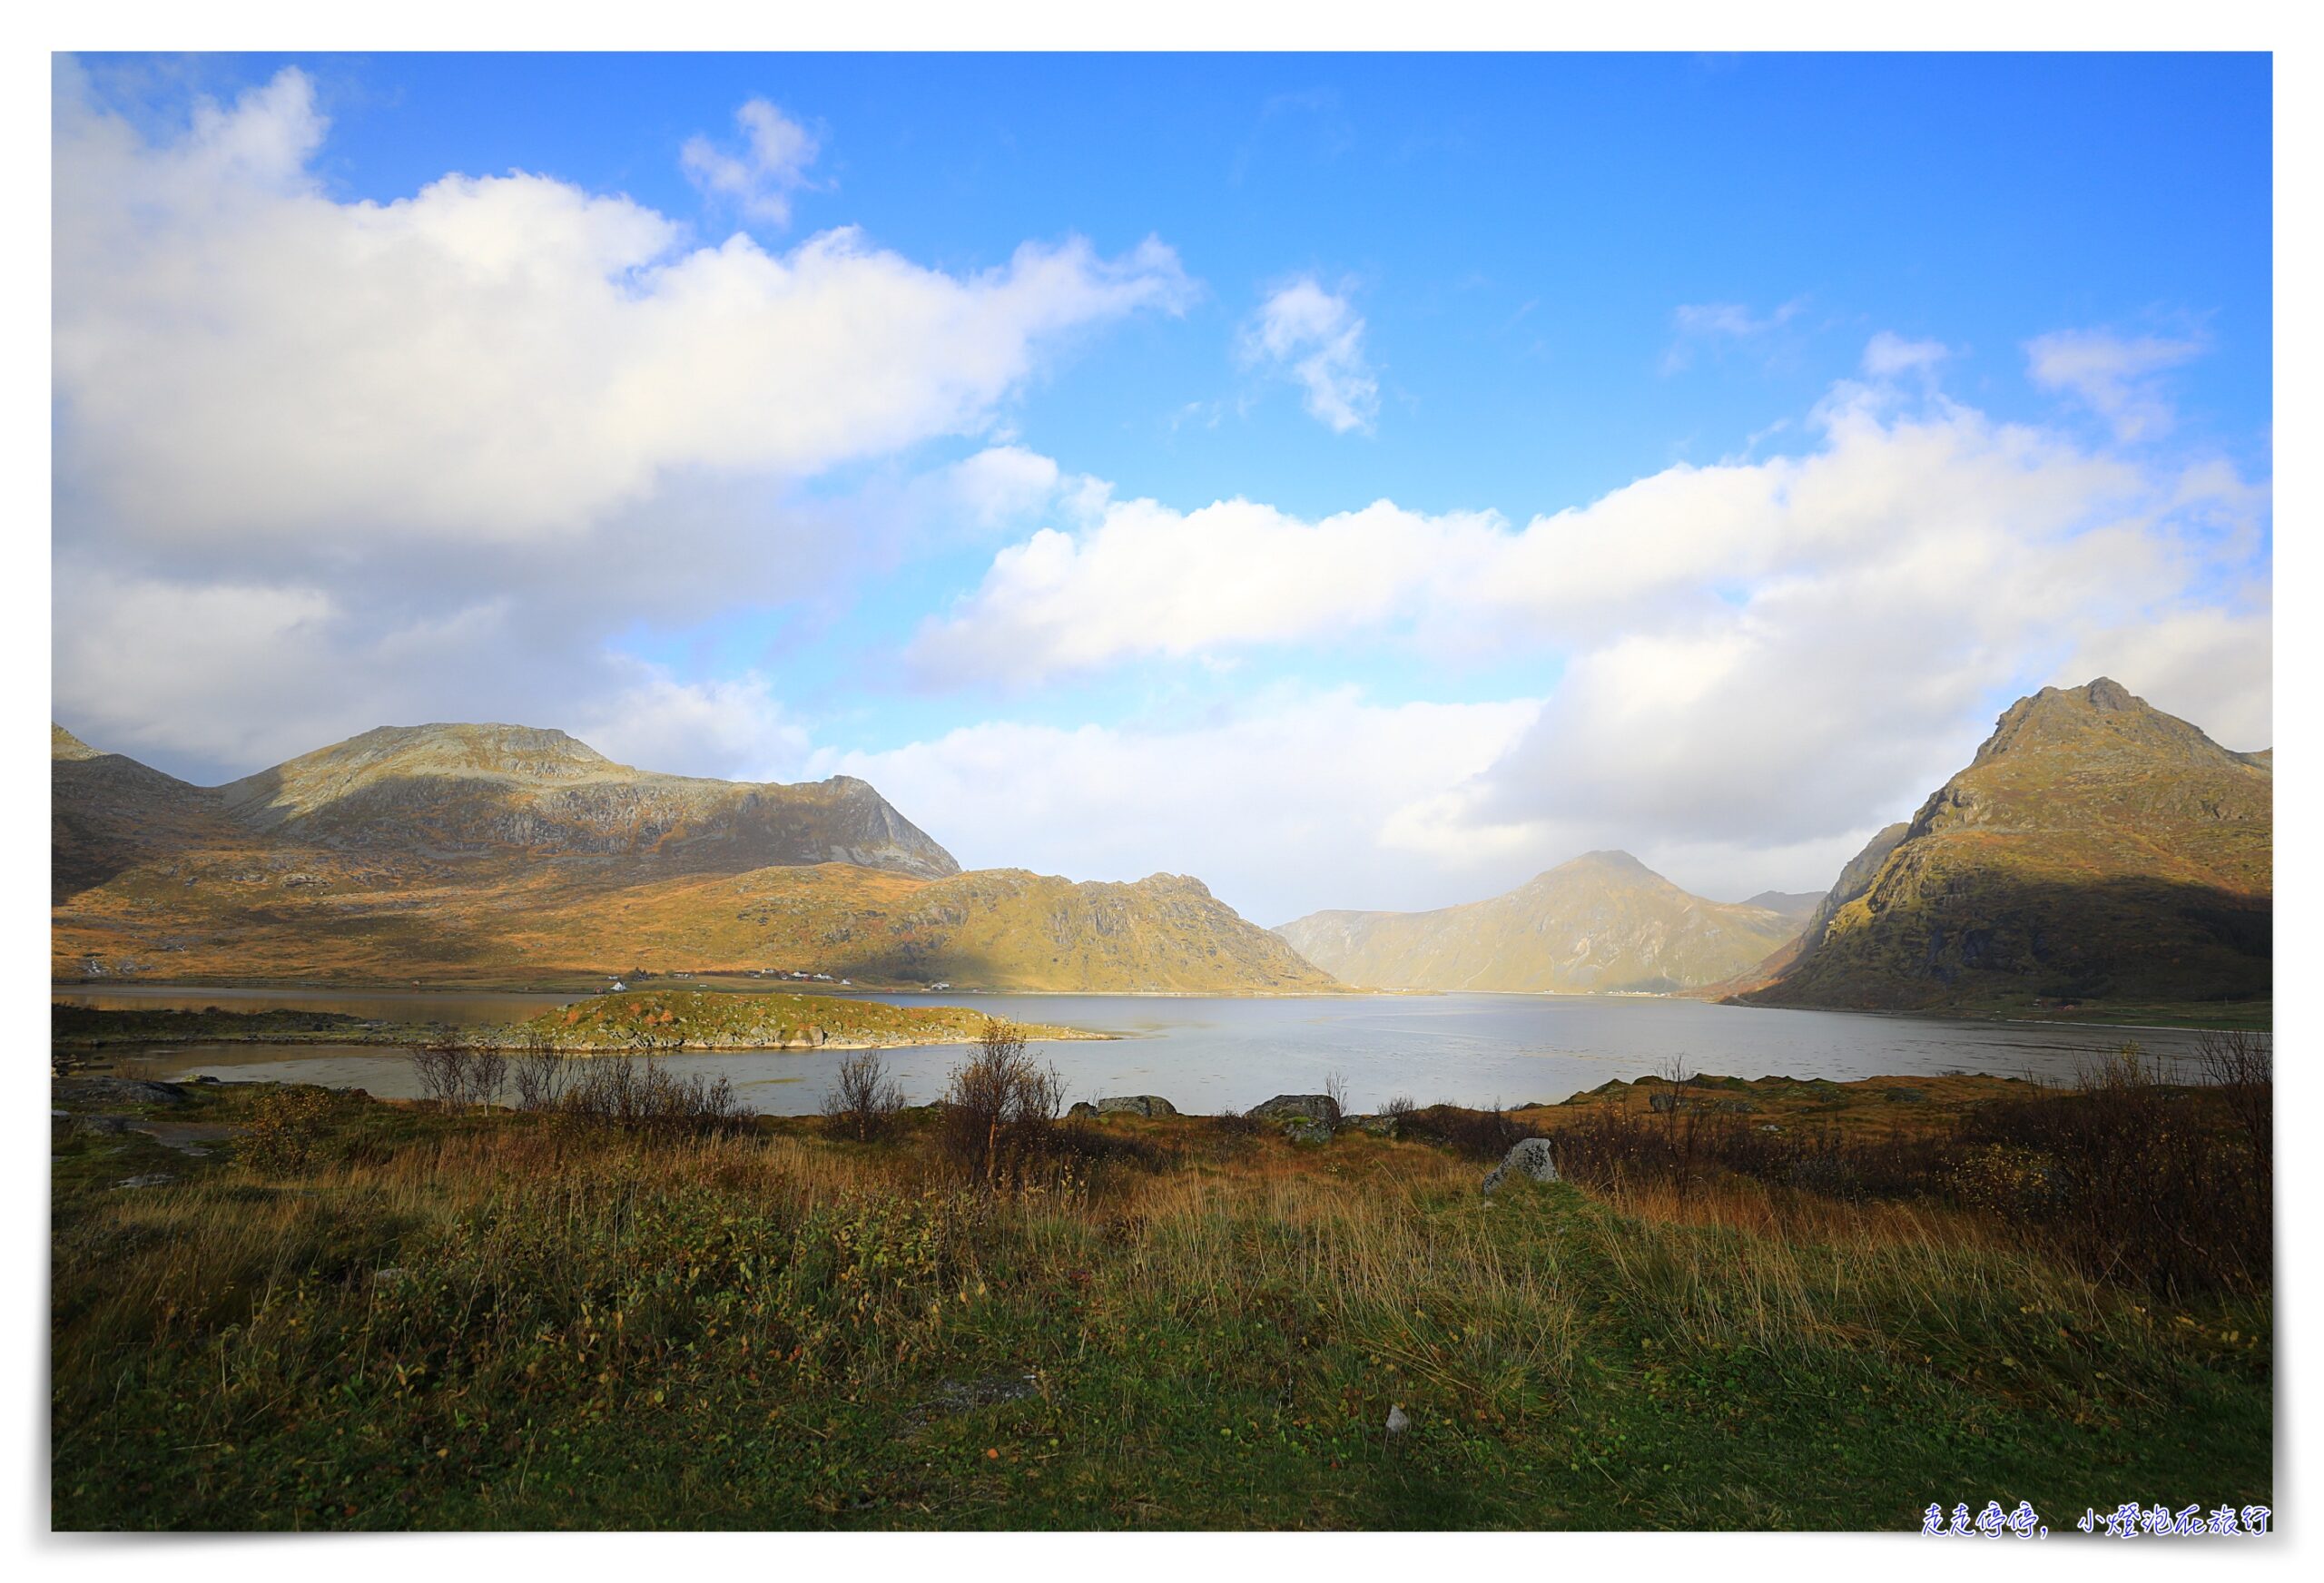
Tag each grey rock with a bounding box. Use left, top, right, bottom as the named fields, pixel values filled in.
left=111, top=1174, right=176, bottom=1190
left=1385, top=1404, right=1411, bottom=1437
left=1281, top=1117, right=1333, bottom=1145
left=1482, top=1136, right=1559, bottom=1194
left=1344, top=1115, right=1399, bottom=1137
left=53, top=1077, right=191, bottom=1108
left=69, top=1115, right=133, bottom=1136
left=1094, top=1095, right=1177, bottom=1118
left=1250, top=1093, right=1342, bottom=1126
left=1068, top=1101, right=1098, bottom=1119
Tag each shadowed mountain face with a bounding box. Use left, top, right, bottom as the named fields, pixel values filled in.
left=1274, top=850, right=1805, bottom=994
left=218, top=723, right=961, bottom=879
left=51, top=725, right=258, bottom=904
left=52, top=722, right=1329, bottom=991
left=1745, top=679, right=2271, bottom=1012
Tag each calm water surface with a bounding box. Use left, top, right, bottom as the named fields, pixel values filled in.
left=55, top=985, right=2214, bottom=1116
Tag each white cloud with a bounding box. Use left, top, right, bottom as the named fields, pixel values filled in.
left=906, top=382, right=2270, bottom=887
left=54, top=64, right=1194, bottom=553
left=1663, top=296, right=1806, bottom=371
left=51, top=62, right=1192, bottom=782
left=573, top=664, right=813, bottom=782
left=2025, top=326, right=2208, bottom=442
left=681, top=98, right=822, bottom=224
left=806, top=689, right=1544, bottom=921
left=1862, top=330, right=1948, bottom=378
left=1239, top=277, right=1379, bottom=433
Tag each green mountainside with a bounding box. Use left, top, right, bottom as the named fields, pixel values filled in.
left=51, top=723, right=1333, bottom=994
left=1743, top=679, right=2270, bottom=1014
left=220, top=723, right=961, bottom=879
left=1273, top=850, right=1804, bottom=994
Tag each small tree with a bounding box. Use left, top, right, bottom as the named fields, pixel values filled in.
left=511, top=1033, right=573, bottom=1113
left=823, top=1047, right=907, bottom=1142
left=940, top=1019, right=1062, bottom=1187
left=465, top=1045, right=508, bottom=1110
left=411, top=1033, right=470, bottom=1110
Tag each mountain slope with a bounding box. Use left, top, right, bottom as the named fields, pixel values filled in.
left=1275, top=850, right=1805, bottom=994
left=52, top=723, right=1327, bottom=992
left=52, top=723, right=251, bottom=904
left=1744, top=679, right=2270, bottom=1012
left=219, top=723, right=960, bottom=880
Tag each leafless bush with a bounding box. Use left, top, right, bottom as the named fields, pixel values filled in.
left=823, top=1048, right=908, bottom=1143
left=410, top=1035, right=469, bottom=1109
left=464, top=1046, right=508, bottom=1109
left=511, top=1037, right=575, bottom=1113
left=940, top=1019, right=1063, bottom=1187
left=557, top=1052, right=747, bottom=1136
left=1324, top=1071, right=1349, bottom=1114
left=1381, top=1095, right=1417, bottom=1122
left=2193, top=1027, right=2272, bottom=1180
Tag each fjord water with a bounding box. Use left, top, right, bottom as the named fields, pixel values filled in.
left=56, top=986, right=2218, bottom=1116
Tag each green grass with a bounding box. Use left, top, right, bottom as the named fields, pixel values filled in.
left=522, top=988, right=1093, bottom=1050
left=49, top=1085, right=2270, bottom=1530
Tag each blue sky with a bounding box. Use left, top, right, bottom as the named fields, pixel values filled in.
left=53, top=53, right=2273, bottom=921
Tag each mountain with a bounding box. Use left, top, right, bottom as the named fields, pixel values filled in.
left=51, top=723, right=1330, bottom=993
left=218, top=723, right=960, bottom=879
left=1740, top=890, right=1824, bottom=924
left=1743, top=679, right=2270, bottom=1013
left=52, top=725, right=250, bottom=904
left=1274, top=850, right=1806, bottom=994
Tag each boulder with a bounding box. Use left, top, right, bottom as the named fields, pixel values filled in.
left=1068, top=1101, right=1098, bottom=1119
left=1094, top=1095, right=1178, bottom=1118
left=1482, top=1136, right=1559, bottom=1194
left=53, top=1077, right=190, bottom=1109
left=1281, top=1117, right=1333, bottom=1145
left=1250, top=1094, right=1342, bottom=1126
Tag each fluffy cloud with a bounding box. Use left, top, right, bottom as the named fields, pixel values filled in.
left=1239, top=277, right=1379, bottom=433
left=2025, top=326, right=2208, bottom=442
left=52, top=62, right=1190, bottom=779
left=907, top=363, right=2270, bottom=896
left=573, top=664, right=814, bottom=782
left=807, top=689, right=1546, bottom=920
left=54, top=64, right=1192, bottom=553
left=682, top=98, right=822, bottom=223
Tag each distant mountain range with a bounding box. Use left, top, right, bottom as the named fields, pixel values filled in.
left=53, top=674, right=2273, bottom=1014
left=1273, top=850, right=1807, bottom=994
left=52, top=723, right=1328, bottom=993
left=1740, top=678, right=2270, bottom=1013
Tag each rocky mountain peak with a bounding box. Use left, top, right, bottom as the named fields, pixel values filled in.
left=53, top=723, right=103, bottom=762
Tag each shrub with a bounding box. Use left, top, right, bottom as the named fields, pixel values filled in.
left=511, top=1039, right=575, bottom=1113
left=555, top=1053, right=748, bottom=1136
left=939, top=1019, right=1063, bottom=1188
left=822, top=1048, right=908, bottom=1143
left=409, top=1036, right=469, bottom=1109
left=1959, top=1041, right=2268, bottom=1294
left=239, top=1086, right=340, bottom=1175
left=1403, top=1102, right=1538, bottom=1161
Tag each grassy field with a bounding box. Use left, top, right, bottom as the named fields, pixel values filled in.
left=519, top=988, right=1098, bottom=1050
left=51, top=989, right=1098, bottom=1057
left=50, top=1057, right=2271, bottom=1531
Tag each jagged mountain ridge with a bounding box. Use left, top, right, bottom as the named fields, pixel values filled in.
left=1274, top=850, right=1805, bottom=994
left=52, top=723, right=1331, bottom=992
left=1744, top=679, right=2270, bottom=1012
left=219, top=723, right=961, bottom=879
